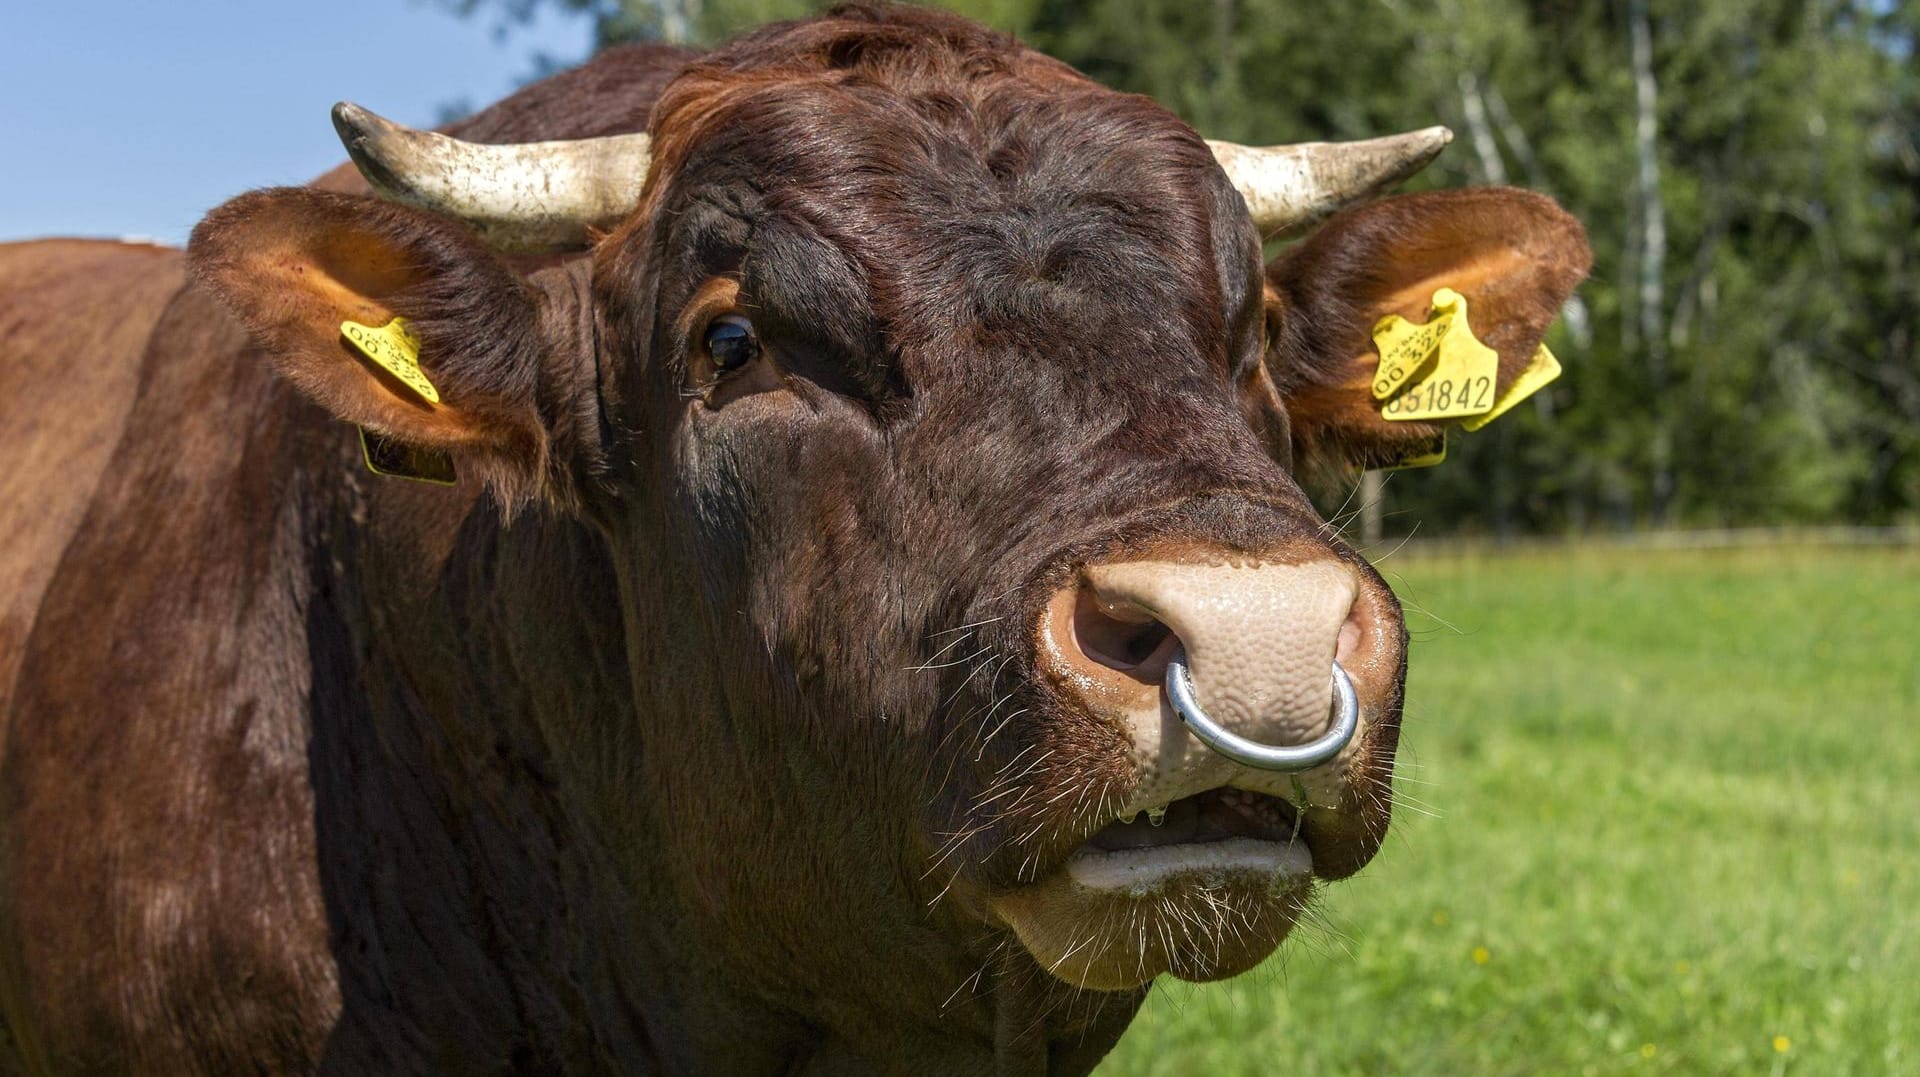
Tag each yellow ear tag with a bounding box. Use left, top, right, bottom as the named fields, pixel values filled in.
left=341, top=316, right=439, bottom=405
left=1382, top=430, right=1447, bottom=471
left=358, top=428, right=457, bottom=485
left=1460, top=343, right=1562, bottom=431
left=1369, top=297, right=1455, bottom=401
left=1381, top=289, right=1498, bottom=422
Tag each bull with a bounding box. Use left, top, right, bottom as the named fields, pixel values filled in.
left=0, top=4, right=1589, bottom=1073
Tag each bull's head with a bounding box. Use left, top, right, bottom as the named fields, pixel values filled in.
left=190, top=3, right=1587, bottom=1059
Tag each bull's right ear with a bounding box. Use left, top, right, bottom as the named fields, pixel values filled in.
left=1262, top=187, right=1592, bottom=471
left=188, top=187, right=578, bottom=506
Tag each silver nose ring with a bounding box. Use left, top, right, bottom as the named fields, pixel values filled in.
left=1164, top=653, right=1358, bottom=772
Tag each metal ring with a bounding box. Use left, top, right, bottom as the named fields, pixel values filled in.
left=1164, top=652, right=1358, bottom=772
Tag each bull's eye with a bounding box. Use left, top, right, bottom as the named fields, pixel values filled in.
left=703, top=314, right=759, bottom=374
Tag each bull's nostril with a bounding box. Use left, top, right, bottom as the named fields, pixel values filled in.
left=1071, top=586, right=1177, bottom=675
left=1336, top=606, right=1364, bottom=668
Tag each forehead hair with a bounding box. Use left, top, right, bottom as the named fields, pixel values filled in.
left=626, top=2, right=1257, bottom=379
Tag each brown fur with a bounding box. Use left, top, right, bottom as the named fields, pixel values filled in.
left=0, top=241, right=182, bottom=733
left=0, top=5, right=1588, bottom=1073
left=0, top=239, right=189, bottom=1074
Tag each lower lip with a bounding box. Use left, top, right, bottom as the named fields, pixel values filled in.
left=1063, top=836, right=1312, bottom=895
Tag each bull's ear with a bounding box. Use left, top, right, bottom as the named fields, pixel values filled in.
left=188, top=187, right=577, bottom=507
left=1264, top=187, right=1591, bottom=470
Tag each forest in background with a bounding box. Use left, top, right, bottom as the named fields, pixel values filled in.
left=446, top=0, right=1920, bottom=536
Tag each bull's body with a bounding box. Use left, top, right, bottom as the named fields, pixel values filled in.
left=0, top=7, right=1587, bottom=1073
left=3, top=50, right=808, bottom=1075
left=2, top=44, right=1130, bottom=1074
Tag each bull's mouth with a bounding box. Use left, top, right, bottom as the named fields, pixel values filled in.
left=1082, top=786, right=1300, bottom=854
left=988, top=785, right=1317, bottom=992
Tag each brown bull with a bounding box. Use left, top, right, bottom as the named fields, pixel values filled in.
left=0, top=5, right=1588, bottom=1073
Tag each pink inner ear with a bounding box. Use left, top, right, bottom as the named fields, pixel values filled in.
left=314, top=232, right=420, bottom=303
left=1371, top=245, right=1533, bottom=323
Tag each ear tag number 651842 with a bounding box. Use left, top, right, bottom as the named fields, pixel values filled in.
left=1376, top=288, right=1498, bottom=423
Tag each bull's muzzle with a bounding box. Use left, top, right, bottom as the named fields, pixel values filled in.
left=1165, top=654, right=1358, bottom=772
left=1040, top=555, right=1380, bottom=805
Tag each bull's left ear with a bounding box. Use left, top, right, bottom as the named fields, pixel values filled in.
left=189, top=187, right=592, bottom=508
left=1262, top=187, right=1592, bottom=470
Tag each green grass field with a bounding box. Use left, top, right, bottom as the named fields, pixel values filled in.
left=1099, top=546, right=1920, bottom=1076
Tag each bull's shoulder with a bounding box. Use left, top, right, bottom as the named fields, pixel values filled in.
left=0, top=236, right=180, bottom=299
left=0, top=260, right=348, bottom=1072
left=0, top=237, right=182, bottom=468
left=0, top=238, right=183, bottom=726
left=0, top=238, right=180, bottom=419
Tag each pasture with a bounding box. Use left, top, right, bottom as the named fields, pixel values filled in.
left=1101, top=545, right=1919, bottom=1075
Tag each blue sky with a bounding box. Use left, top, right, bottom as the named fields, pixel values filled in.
left=2, top=1, right=593, bottom=245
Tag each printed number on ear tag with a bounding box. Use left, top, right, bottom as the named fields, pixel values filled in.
left=341, top=316, right=439, bottom=404
left=1461, top=343, right=1561, bottom=431
left=359, top=428, right=457, bottom=486
left=1380, top=289, right=1498, bottom=423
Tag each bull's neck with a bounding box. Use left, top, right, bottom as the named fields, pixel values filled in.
left=301, top=480, right=660, bottom=1066
left=318, top=469, right=1132, bottom=1074
left=315, top=480, right=833, bottom=1071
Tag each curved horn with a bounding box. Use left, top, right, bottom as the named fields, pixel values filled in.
left=331, top=102, right=653, bottom=253
left=1207, top=126, right=1453, bottom=237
